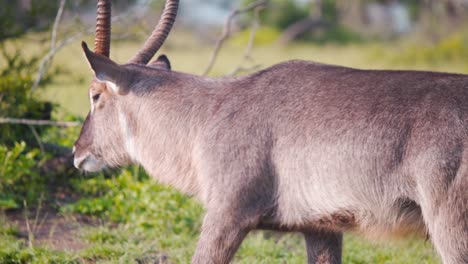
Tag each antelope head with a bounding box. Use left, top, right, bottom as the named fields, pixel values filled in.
left=73, top=0, right=178, bottom=171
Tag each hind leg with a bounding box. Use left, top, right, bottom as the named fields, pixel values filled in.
left=418, top=173, right=468, bottom=263
left=424, top=186, right=468, bottom=263
left=303, top=230, right=342, bottom=264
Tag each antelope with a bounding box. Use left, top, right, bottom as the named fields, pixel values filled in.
left=73, top=0, right=468, bottom=263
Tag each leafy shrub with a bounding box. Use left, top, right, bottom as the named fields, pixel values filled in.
left=0, top=1, right=60, bottom=40
left=0, top=76, right=53, bottom=147
left=0, top=142, right=43, bottom=210
left=62, top=168, right=203, bottom=261
left=305, top=25, right=362, bottom=44
left=0, top=46, right=54, bottom=147
left=241, top=0, right=360, bottom=44
left=40, top=117, right=81, bottom=147
left=63, top=169, right=203, bottom=235
left=262, top=0, right=309, bottom=30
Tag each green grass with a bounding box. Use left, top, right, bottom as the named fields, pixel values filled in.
left=3, top=30, right=464, bottom=263
left=0, top=168, right=441, bottom=263
left=2, top=168, right=437, bottom=263
left=0, top=216, right=80, bottom=264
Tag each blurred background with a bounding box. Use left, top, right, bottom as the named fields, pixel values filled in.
left=0, top=0, right=466, bottom=263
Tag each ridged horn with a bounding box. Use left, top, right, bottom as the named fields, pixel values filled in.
left=95, top=0, right=111, bottom=57
left=128, top=0, right=179, bottom=64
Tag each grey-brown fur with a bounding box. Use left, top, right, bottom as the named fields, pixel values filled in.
left=74, top=45, right=468, bottom=263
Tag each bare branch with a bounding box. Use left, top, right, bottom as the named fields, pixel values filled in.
left=32, top=0, right=67, bottom=92
left=227, top=4, right=265, bottom=76
left=29, top=125, right=45, bottom=156
left=228, top=65, right=262, bottom=77
left=32, top=30, right=91, bottom=93
left=0, top=118, right=81, bottom=127
left=51, top=0, right=67, bottom=52
left=31, top=0, right=153, bottom=92
left=203, top=0, right=269, bottom=76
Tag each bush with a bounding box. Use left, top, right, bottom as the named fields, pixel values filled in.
left=0, top=0, right=59, bottom=40
left=62, top=168, right=204, bottom=261
left=306, top=25, right=362, bottom=44
left=63, top=168, right=203, bottom=235
left=0, top=46, right=54, bottom=147
left=0, top=142, right=43, bottom=210
left=241, top=0, right=361, bottom=44
left=263, top=0, right=309, bottom=30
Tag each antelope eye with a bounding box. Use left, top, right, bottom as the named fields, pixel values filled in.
left=92, top=94, right=101, bottom=102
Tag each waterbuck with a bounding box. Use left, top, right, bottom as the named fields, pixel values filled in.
left=73, top=0, right=468, bottom=263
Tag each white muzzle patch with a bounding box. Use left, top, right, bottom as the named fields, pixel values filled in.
left=74, top=153, right=106, bottom=172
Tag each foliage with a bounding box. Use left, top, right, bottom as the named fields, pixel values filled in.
left=307, top=25, right=362, bottom=44
left=64, top=168, right=203, bottom=235
left=61, top=168, right=201, bottom=262
left=0, top=41, right=81, bottom=211
left=0, top=45, right=55, bottom=147
left=0, top=0, right=141, bottom=41
left=320, top=0, right=340, bottom=24
left=0, top=0, right=60, bottom=40
left=0, top=139, right=74, bottom=211
left=241, top=0, right=360, bottom=44
left=303, top=0, right=362, bottom=44
left=40, top=114, right=82, bottom=147
left=0, top=142, right=43, bottom=210
left=260, top=0, right=310, bottom=30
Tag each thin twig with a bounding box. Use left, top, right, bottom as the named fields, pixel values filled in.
left=228, top=65, right=262, bottom=76
left=227, top=4, right=265, bottom=76
left=32, top=29, right=91, bottom=93
left=23, top=201, right=34, bottom=248
left=32, top=194, right=48, bottom=236
left=32, top=29, right=90, bottom=92
left=203, top=0, right=269, bottom=76
left=28, top=125, right=45, bottom=156
left=31, top=0, right=152, bottom=92
left=32, top=0, right=67, bottom=92
left=0, top=118, right=81, bottom=127
left=51, top=0, right=67, bottom=52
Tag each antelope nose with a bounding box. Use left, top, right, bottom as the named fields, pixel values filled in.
left=73, top=155, right=86, bottom=169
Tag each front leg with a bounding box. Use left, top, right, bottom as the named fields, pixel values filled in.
left=191, top=211, right=252, bottom=264
left=303, top=230, right=343, bottom=264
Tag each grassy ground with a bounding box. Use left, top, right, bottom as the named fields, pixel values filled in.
left=3, top=30, right=465, bottom=263
left=0, top=170, right=441, bottom=264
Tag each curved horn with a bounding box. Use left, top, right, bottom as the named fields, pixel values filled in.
left=128, top=0, right=179, bottom=64
left=95, top=0, right=112, bottom=57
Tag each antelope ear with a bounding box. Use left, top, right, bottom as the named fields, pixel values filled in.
left=81, top=41, right=131, bottom=94
left=148, top=55, right=171, bottom=70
